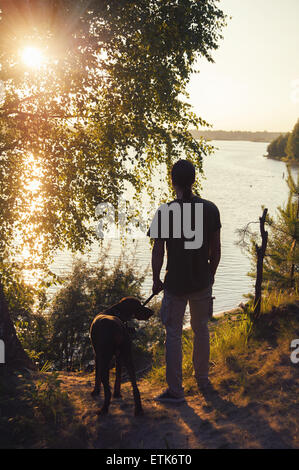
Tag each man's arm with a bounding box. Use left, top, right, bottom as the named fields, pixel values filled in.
left=209, top=229, right=221, bottom=282
left=152, top=238, right=165, bottom=294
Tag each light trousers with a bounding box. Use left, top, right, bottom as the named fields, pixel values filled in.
left=160, top=285, right=213, bottom=397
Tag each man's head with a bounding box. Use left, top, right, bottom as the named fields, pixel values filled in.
left=171, top=160, right=195, bottom=200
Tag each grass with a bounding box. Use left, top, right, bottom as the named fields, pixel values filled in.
left=210, top=313, right=253, bottom=364
left=147, top=288, right=299, bottom=396
left=147, top=310, right=254, bottom=389
left=1, top=287, right=299, bottom=449
left=260, top=285, right=299, bottom=313
left=0, top=369, right=88, bottom=449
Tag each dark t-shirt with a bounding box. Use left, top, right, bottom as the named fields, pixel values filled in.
left=147, top=195, right=221, bottom=295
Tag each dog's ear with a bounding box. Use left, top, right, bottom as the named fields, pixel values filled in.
left=117, top=298, right=136, bottom=322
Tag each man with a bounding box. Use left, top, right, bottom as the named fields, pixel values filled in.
left=148, top=159, right=221, bottom=403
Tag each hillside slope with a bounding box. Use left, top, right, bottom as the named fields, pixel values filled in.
left=59, top=333, right=299, bottom=449
left=1, top=303, right=299, bottom=449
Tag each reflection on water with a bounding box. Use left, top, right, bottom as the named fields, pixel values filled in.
left=50, top=141, right=298, bottom=314
left=201, top=141, right=298, bottom=312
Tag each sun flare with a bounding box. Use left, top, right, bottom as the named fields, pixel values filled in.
left=21, top=46, right=45, bottom=68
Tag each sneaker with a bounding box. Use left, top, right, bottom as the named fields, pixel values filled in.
left=154, top=390, right=185, bottom=404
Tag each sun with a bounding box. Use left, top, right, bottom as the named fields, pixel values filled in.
left=21, top=46, right=45, bottom=68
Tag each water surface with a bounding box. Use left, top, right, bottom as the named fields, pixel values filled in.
left=51, top=141, right=297, bottom=314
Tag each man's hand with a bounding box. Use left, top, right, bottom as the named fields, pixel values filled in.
left=152, top=279, right=164, bottom=295
left=152, top=239, right=165, bottom=295
left=209, top=229, right=221, bottom=281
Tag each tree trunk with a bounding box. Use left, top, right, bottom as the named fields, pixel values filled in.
left=0, top=280, right=36, bottom=370
left=253, top=208, right=269, bottom=321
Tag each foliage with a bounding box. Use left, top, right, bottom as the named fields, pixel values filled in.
left=286, top=119, right=299, bottom=161
left=46, top=247, right=148, bottom=370
left=266, top=133, right=289, bottom=160
left=0, top=370, right=88, bottom=449
left=0, top=259, right=49, bottom=366
left=0, top=0, right=226, bottom=270
left=236, top=166, right=299, bottom=292
left=147, top=315, right=253, bottom=386
left=195, top=129, right=282, bottom=143
left=262, top=166, right=299, bottom=289
left=15, top=314, right=50, bottom=366
left=27, top=371, right=69, bottom=425
left=267, top=119, right=299, bottom=162
left=8, top=246, right=165, bottom=372
left=130, top=302, right=165, bottom=371
left=0, top=0, right=226, bottom=368
left=147, top=289, right=299, bottom=390
left=210, top=314, right=253, bottom=364
left=0, top=259, right=36, bottom=323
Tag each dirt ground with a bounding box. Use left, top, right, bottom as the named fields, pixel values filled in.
left=59, top=346, right=299, bottom=450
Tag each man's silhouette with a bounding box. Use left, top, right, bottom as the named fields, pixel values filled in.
left=148, top=160, right=221, bottom=403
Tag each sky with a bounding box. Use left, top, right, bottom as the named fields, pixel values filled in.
left=187, top=0, right=299, bottom=132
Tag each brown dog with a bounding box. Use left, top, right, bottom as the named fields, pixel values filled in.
left=90, top=297, right=153, bottom=416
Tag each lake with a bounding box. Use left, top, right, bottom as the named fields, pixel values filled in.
left=50, top=140, right=298, bottom=314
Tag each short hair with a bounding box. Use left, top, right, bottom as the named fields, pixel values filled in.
left=171, top=160, right=195, bottom=200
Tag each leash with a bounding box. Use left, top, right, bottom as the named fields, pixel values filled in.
left=142, top=288, right=163, bottom=307
left=142, top=293, right=155, bottom=307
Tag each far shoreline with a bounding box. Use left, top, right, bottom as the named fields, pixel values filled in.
left=264, top=154, right=299, bottom=165
left=191, top=129, right=282, bottom=143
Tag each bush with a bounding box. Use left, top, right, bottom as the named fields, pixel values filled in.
left=0, top=370, right=87, bottom=449
left=286, top=120, right=299, bottom=161
left=130, top=302, right=165, bottom=372
left=267, top=133, right=289, bottom=159
left=46, top=245, right=149, bottom=370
